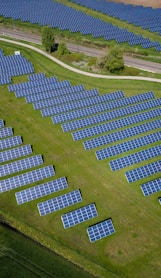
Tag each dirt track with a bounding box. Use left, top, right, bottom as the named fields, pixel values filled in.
left=110, top=0, right=161, bottom=8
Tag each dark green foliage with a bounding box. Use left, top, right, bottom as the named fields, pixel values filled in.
left=97, top=46, right=124, bottom=73
left=41, top=26, right=55, bottom=52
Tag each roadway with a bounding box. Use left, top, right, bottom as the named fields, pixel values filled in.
left=1, top=27, right=161, bottom=74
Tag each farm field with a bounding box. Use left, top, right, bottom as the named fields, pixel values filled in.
left=110, top=0, right=161, bottom=8
left=0, top=40, right=161, bottom=278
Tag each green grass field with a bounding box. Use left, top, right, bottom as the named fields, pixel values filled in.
left=0, top=38, right=161, bottom=278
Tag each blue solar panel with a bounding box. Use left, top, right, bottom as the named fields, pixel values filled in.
left=0, top=127, right=13, bottom=139
left=96, top=131, right=161, bottom=161
left=41, top=90, right=124, bottom=117
left=84, top=119, right=161, bottom=150
left=0, top=154, right=43, bottom=177
left=25, top=83, right=75, bottom=104
left=33, top=85, right=87, bottom=109
left=87, top=218, right=115, bottom=243
left=15, top=80, right=70, bottom=98
left=15, top=177, right=68, bottom=205
left=62, top=98, right=161, bottom=132
left=0, top=135, right=22, bottom=151
left=37, top=189, right=82, bottom=216
left=9, top=76, right=57, bottom=92
left=0, top=144, right=32, bottom=163
left=109, top=145, right=161, bottom=171
left=125, top=160, right=161, bottom=183
left=0, top=165, right=55, bottom=193
left=28, top=72, right=46, bottom=81
left=0, top=119, right=4, bottom=128
left=141, top=178, right=161, bottom=196
left=53, top=91, right=154, bottom=124
left=72, top=108, right=161, bottom=141
left=61, top=203, right=98, bottom=228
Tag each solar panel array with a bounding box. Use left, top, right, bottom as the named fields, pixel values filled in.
left=140, top=178, right=161, bottom=196
left=28, top=72, right=46, bottom=81
left=0, top=165, right=55, bottom=193
left=125, top=160, right=161, bottom=183
left=96, top=131, right=161, bottom=161
left=1, top=0, right=161, bottom=51
left=109, top=145, right=161, bottom=171
left=0, top=154, right=43, bottom=177
left=0, top=135, right=22, bottom=151
left=15, top=177, right=68, bottom=205
left=0, top=52, right=34, bottom=85
left=83, top=119, right=161, bottom=150
left=62, top=98, right=161, bottom=132
left=61, top=203, right=98, bottom=228
left=53, top=91, right=155, bottom=124
left=0, top=119, right=4, bottom=128
left=0, top=127, right=13, bottom=139
left=71, top=0, right=161, bottom=37
left=37, top=189, right=82, bottom=216
left=41, top=90, right=124, bottom=117
left=72, top=108, right=161, bottom=141
left=0, top=144, right=32, bottom=163
left=87, top=218, right=115, bottom=243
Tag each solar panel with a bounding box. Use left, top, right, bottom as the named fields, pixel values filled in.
left=53, top=91, right=154, bottom=124
left=33, top=85, right=87, bottom=109
left=159, top=197, right=161, bottom=205
left=0, top=119, right=4, bottom=128
left=0, top=127, right=13, bottom=139
left=61, top=98, right=161, bottom=132
left=0, top=165, right=55, bottom=193
left=61, top=203, right=98, bottom=228
left=109, top=145, right=161, bottom=171
left=87, top=218, right=115, bottom=243
left=28, top=72, right=46, bottom=81
left=0, top=154, right=43, bottom=177
left=0, top=144, right=32, bottom=163
left=140, top=178, right=161, bottom=196
left=96, top=131, right=161, bottom=160
left=84, top=119, right=161, bottom=150
left=41, top=90, right=124, bottom=117
left=125, top=160, right=161, bottom=183
left=72, top=108, right=161, bottom=141
left=15, top=177, right=68, bottom=205
left=37, top=189, right=82, bottom=216
left=0, top=135, right=22, bottom=151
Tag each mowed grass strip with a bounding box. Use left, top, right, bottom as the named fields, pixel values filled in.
left=0, top=42, right=161, bottom=278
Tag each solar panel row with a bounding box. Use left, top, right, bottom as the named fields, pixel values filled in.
left=15, top=80, right=70, bottom=98
left=0, top=165, right=55, bottom=193
left=9, top=76, right=57, bottom=92
left=33, top=85, right=87, bottom=110
left=25, top=82, right=75, bottom=104
left=53, top=91, right=155, bottom=124
left=0, top=135, right=22, bottom=151
left=0, top=144, right=32, bottom=163
left=28, top=72, right=46, bottom=81
left=0, top=127, right=13, bottom=139
left=87, top=218, right=115, bottom=243
left=41, top=90, right=124, bottom=117
left=109, top=145, right=161, bottom=171
left=141, top=178, right=161, bottom=196
left=37, top=189, right=82, bottom=216
left=0, top=154, right=43, bottom=177
left=0, top=119, right=4, bottom=129
left=61, top=203, right=98, bottom=228
left=96, top=131, right=161, bottom=161
left=62, top=98, right=161, bottom=132
left=83, top=119, right=161, bottom=150
left=125, top=160, right=161, bottom=183
left=15, top=177, right=68, bottom=205
left=72, top=108, right=161, bottom=141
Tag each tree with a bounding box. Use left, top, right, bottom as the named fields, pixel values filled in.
left=97, top=46, right=124, bottom=73
left=41, top=26, right=55, bottom=52
left=57, top=43, right=69, bottom=56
